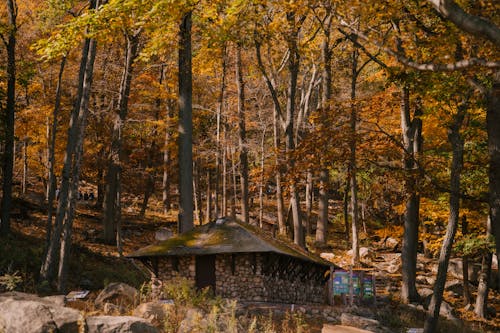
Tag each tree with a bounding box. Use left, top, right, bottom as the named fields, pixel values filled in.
left=1, top=0, right=17, bottom=235
left=178, top=10, right=194, bottom=233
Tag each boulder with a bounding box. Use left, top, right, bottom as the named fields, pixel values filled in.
left=384, top=237, right=399, bottom=250
left=0, top=296, right=82, bottom=333
left=132, top=301, right=174, bottom=326
left=444, top=258, right=481, bottom=282
left=95, top=282, right=139, bottom=309
left=86, top=316, right=159, bottom=333
left=417, top=287, right=434, bottom=299
left=347, top=247, right=375, bottom=261
left=340, top=313, right=382, bottom=332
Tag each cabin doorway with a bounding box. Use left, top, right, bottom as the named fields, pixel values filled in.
left=195, top=255, right=216, bottom=292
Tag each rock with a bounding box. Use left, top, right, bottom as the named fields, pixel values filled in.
left=322, top=324, right=374, bottom=333
left=417, top=287, right=434, bottom=299
left=320, top=252, right=335, bottom=262
left=384, top=237, right=399, bottom=250
left=155, top=227, right=173, bottom=241
left=347, top=247, right=375, bottom=261
left=439, top=301, right=459, bottom=323
left=86, top=316, right=159, bottom=333
left=340, top=313, right=381, bottom=332
left=95, top=282, right=139, bottom=309
left=132, top=301, right=173, bottom=325
left=43, top=295, right=66, bottom=307
left=177, top=308, right=207, bottom=333
left=103, top=302, right=125, bottom=315
left=0, top=296, right=82, bottom=333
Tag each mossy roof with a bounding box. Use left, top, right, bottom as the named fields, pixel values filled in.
left=128, top=218, right=334, bottom=268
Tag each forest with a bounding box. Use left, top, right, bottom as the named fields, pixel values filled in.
left=0, top=0, right=499, bottom=332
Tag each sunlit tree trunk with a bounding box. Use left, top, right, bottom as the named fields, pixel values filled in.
left=206, top=169, right=212, bottom=223
left=461, top=215, right=472, bottom=306
left=305, top=171, right=313, bottom=235
left=163, top=101, right=173, bottom=214
left=349, top=46, right=360, bottom=265
left=236, top=44, right=249, bottom=224
left=178, top=11, right=194, bottom=233
left=274, top=108, right=286, bottom=234
left=0, top=0, right=17, bottom=235
left=424, top=102, right=466, bottom=333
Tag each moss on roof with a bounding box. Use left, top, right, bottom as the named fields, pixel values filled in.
left=128, top=218, right=333, bottom=267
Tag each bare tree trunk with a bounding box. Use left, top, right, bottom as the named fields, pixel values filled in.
left=193, top=159, right=203, bottom=224
left=22, top=139, right=27, bottom=194
left=236, top=44, right=249, bottom=224
left=343, top=174, right=350, bottom=241
left=274, top=108, right=286, bottom=234
left=401, top=85, right=423, bottom=304
left=222, top=141, right=228, bottom=216
left=424, top=103, right=466, bottom=333
left=178, top=12, right=194, bottom=233
left=0, top=0, right=17, bottom=235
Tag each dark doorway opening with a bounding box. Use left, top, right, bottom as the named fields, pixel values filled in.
left=195, top=254, right=216, bottom=292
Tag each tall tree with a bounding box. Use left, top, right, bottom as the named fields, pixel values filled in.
left=103, top=29, right=141, bottom=245
left=178, top=10, right=194, bottom=233
left=0, top=0, right=17, bottom=235
left=236, top=43, right=249, bottom=224
left=400, top=85, right=423, bottom=303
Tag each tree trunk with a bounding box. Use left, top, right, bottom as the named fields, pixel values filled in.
left=236, top=44, right=249, bottom=224
left=215, top=48, right=227, bottom=219
left=163, top=101, right=172, bottom=214
left=259, top=126, right=266, bottom=228
left=206, top=169, right=212, bottom=223
left=40, top=33, right=93, bottom=284
left=316, top=10, right=332, bottom=245
left=474, top=216, right=493, bottom=318
left=305, top=170, right=313, bottom=235
left=103, top=32, right=140, bottom=244
left=486, top=73, right=500, bottom=290
left=178, top=11, right=194, bottom=233
left=350, top=46, right=360, bottom=265
left=57, top=27, right=99, bottom=291
left=343, top=174, right=350, bottom=241
left=230, top=147, right=237, bottom=218
left=44, top=56, right=66, bottom=252
left=461, top=215, right=472, bottom=306
left=22, top=139, right=28, bottom=194
left=284, top=12, right=304, bottom=248
left=274, top=107, right=286, bottom=235
left=424, top=104, right=466, bottom=333
left=0, top=0, right=17, bottom=235
left=401, top=85, right=422, bottom=304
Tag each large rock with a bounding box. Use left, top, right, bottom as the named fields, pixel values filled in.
left=86, top=315, right=159, bottom=333
left=0, top=295, right=82, bottom=333
left=132, top=301, right=173, bottom=326
left=347, top=247, right=376, bottom=261
left=95, top=283, right=139, bottom=309
left=442, top=258, right=481, bottom=282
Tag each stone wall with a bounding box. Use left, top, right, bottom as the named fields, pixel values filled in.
left=156, top=253, right=327, bottom=304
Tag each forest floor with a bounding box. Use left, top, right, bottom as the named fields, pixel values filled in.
left=1, top=191, right=500, bottom=332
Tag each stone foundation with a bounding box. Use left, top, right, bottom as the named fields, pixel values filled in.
left=156, top=253, right=328, bottom=304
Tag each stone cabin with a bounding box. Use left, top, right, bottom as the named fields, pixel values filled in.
left=128, top=218, right=337, bottom=304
